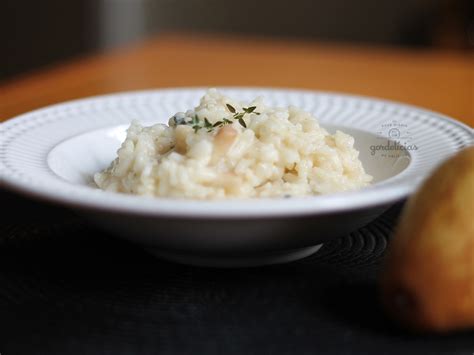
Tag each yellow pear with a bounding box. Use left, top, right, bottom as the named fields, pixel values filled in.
left=380, top=146, right=474, bottom=332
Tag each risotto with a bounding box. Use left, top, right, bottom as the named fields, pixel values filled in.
left=94, top=89, right=372, bottom=199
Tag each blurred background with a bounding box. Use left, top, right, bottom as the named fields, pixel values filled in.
left=2, top=0, right=473, bottom=81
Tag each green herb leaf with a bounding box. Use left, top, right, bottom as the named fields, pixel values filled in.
left=226, top=104, right=236, bottom=113
left=204, top=118, right=212, bottom=128
left=223, top=118, right=233, bottom=124
left=238, top=118, right=247, bottom=128
left=244, top=106, right=257, bottom=113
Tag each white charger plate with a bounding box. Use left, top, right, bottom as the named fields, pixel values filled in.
left=0, top=88, right=472, bottom=266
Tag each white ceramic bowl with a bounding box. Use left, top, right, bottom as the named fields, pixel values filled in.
left=1, top=88, right=472, bottom=266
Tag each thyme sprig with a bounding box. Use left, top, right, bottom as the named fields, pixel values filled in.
left=171, top=103, right=260, bottom=133
left=225, top=104, right=260, bottom=129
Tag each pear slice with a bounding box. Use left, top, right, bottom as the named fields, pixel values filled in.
left=380, top=146, right=474, bottom=332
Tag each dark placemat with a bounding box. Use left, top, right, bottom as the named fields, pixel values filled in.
left=0, top=190, right=472, bottom=355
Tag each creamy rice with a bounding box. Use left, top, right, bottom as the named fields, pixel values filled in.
left=94, top=89, right=372, bottom=199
